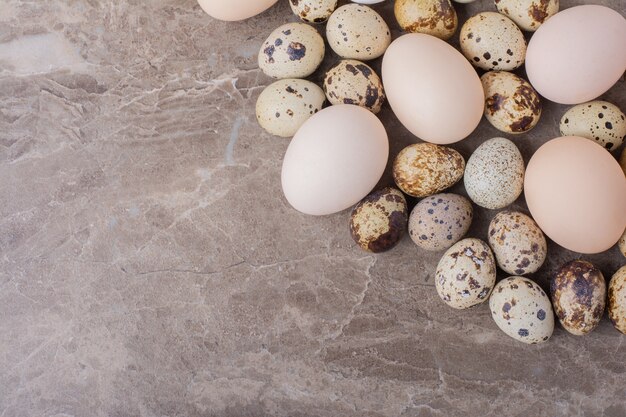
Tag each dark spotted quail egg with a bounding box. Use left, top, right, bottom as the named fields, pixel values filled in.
left=560, top=101, right=626, bottom=151
left=490, top=276, right=554, bottom=344
left=435, top=238, right=496, bottom=309
left=495, top=0, right=559, bottom=32
left=394, top=0, right=458, bottom=40
left=290, top=0, right=338, bottom=23
left=324, top=60, right=385, bottom=113
left=350, top=187, right=408, bottom=253
left=609, top=266, right=626, bottom=334
left=550, top=260, right=606, bottom=336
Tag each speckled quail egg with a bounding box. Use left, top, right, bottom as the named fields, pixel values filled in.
left=435, top=238, right=497, bottom=309
left=464, top=137, right=525, bottom=210
left=326, top=4, right=391, bottom=60
left=394, top=0, right=458, bottom=40
left=350, top=187, right=408, bottom=253
left=460, top=12, right=526, bottom=71
left=550, top=260, right=606, bottom=336
left=488, top=211, right=547, bottom=275
left=609, top=265, right=626, bottom=334
left=490, top=276, right=554, bottom=344
left=256, top=79, right=326, bottom=137
left=560, top=101, right=626, bottom=151
left=393, top=143, right=465, bottom=198
left=259, top=23, right=325, bottom=79
left=481, top=71, right=542, bottom=134
left=290, top=0, right=338, bottom=23
left=324, top=60, right=385, bottom=113
left=495, top=0, right=559, bottom=32
left=619, top=229, right=626, bottom=258
left=409, top=193, right=473, bottom=251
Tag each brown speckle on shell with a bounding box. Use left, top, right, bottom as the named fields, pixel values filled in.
left=608, top=266, right=626, bottom=334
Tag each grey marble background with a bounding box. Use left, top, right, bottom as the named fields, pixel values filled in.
left=1, top=1, right=625, bottom=416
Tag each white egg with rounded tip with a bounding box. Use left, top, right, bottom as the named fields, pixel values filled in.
left=351, top=0, right=385, bottom=4
left=560, top=101, right=626, bottom=151
left=197, top=0, right=277, bottom=21
left=495, top=0, right=559, bottom=32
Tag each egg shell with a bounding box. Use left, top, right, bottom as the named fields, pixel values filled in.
left=256, top=79, right=325, bottom=137
left=258, top=23, right=325, bottom=79
left=326, top=4, right=391, bottom=60
left=350, top=187, right=408, bottom=253
left=560, top=101, right=626, bottom=151
left=609, top=266, right=626, bottom=334
left=382, top=34, right=484, bottom=145
left=281, top=105, right=389, bottom=216
left=488, top=211, right=547, bottom=275
left=524, top=136, right=626, bottom=254
left=409, top=193, right=473, bottom=252
left=393, top=143, right=465, bottom=198
left=619, top=229, right=626, bottom=259
left=435, top=238, right=496, bottom=309
left=526, top=5, right=626, bottom=105
left=494, top=0, right=559, bottom=32
left=490, top=276, right=554, bottom=344
left=197, top=0, right=277, bottom=21
left=394, top=0, right=458, bottom=41
left=324, top=60, right=385, bottom=114
left=620, top=148, right=626, bottom=176
left=550, top=260, right=606, bottom=336
left=481, top=71, right=542, bottom=134
left=290, top=0, right=338, bottom=23
left=460, top=12, right=526, bottom=71
left=464, top=137, right=525, bottom=210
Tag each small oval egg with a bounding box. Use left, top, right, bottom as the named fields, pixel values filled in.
left=281, top=105, right=389, bottom=216
left=324, top=60, right=385, bottom=114
left=350, top=187, right=408, bottom=253
left=393, top=143, right=465, bottom=198
left=464, top=137, right=525, bottom=210
left=490, top=276, right=554, bottom=344
left=409, top=193, right=473, bottom=251
left=460, top=12, right=526, bottom=71
left=435, top=238, right=496, bottom=309
left=495, top=0, right=559, bottom=32
left=394, top=0, right=458, bottom=40
left=258, top=23, right=325, bottom=79
left=551, top=260, right=606, bottom=336
left=197, top=0, right=277, bottom=21
left=609, top=266, right=626, bottom=334
left=560, top=101, right=626, bottom=151
left=290, top=0, right=338, bottom=23
left=326, top=4, right=391, bottom=60
left=481, top=71, right=542, bottom=134
left=488, top=211, right=547, bottom=275
left=256, top=79, right=325, bottom=137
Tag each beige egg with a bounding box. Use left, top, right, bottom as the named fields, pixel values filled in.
left=350, top=187, right=408, bottom=253
left=326, top=4, right=391, bottom=60
left=621, top=148, right=626, bottom=175
left=435, top=238, right=496, bottom=309
left=609, top=266, right=626, bottom=334
left=256, top=79, right=326, bottom=138
left=323, top=60, right=385, bottom=113
left=460, top=12, right=526, bottom=71
left=258, top=23, right=325, bottom=79
left=490, top=276, right=554, bottom=344
left=619, top=228, right=626, bottom=258
left=408, top=193, right=473, bottom=251
left=550, top=260, right=606, bottom=336
left=394, top=0, right=458, bottom=40
left=464, top=138, right=525, bottom=210
left=290, top=0, right=338, bottom=23
left=495, top=0, right=559, bottom=32
left=393, top=143, right=465, bottom=198
left=488, top=211, right=547, bottom=275
left=560, top=101, right=626, bottom=151
left=481, top=71, right=542, bottom=134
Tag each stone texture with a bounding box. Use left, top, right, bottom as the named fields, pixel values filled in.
left=1, top=1, right=625, bottom=416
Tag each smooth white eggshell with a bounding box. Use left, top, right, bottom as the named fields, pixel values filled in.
left=197, top=0, right=277, bottom=21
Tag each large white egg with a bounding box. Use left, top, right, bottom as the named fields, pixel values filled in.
left=281, top=105, right=389, bottom=215
left=197, top=0, right=277, bottom=21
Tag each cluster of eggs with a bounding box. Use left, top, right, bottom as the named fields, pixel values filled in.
left=198, top=0, right=626, bottom=344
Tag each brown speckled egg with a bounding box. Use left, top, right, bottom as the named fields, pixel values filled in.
left=393, top=143, right=465, bottom=198
left=290, top=0, right=338, bottom=23
left=350, top=187, right=408, bottom=253
left=324, top=60, right=385, bottom=114
left=609, top=266, right=626, bottom=334
left=619, top=229, right=626, bottom=259
left=394, top=0, right=458, bottom=40
left=495, top=0, right=559, bottom=32
left=481, top=71, right=542, bottom=134
left=409, top=193, right=473, bottom=251
left=490, top=276, right=554, bottom=344
left=435, top=238, right=496, bottom=309
left=488, top=211, right=547, bottom=275
left=560, top=101, right=626, bottom=151
left=550, top=260, right=606, bottom=336
left=460, top=12, right=526, bottom=71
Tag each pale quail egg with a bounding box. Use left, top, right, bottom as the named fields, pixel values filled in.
left=609, top=265, right=626, bottom=334
left=560, top=101, right=626, bottom=151
left=394, top=0, right=458, bottom=40
left=619, top=228, right=626, bottom=259
left=495, top=0, right=559, bottom=32
left=290, top=0, right=338, bottom=23
left=324, top=59, right=385, bottom=113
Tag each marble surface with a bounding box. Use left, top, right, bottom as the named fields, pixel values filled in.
left=1, top=1, right=625, bottom=416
